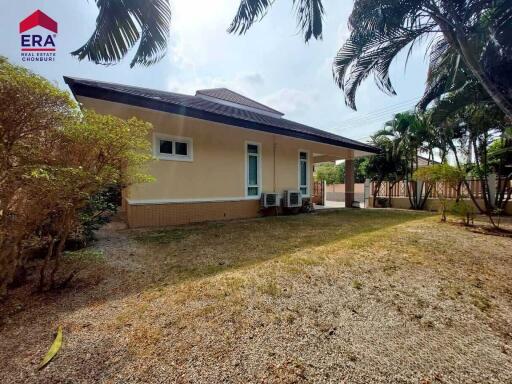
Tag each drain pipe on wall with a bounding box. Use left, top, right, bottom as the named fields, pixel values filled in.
left=273, top=135, right=277, bottom=192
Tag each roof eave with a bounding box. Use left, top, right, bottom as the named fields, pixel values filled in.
left=64, top=77, right=380, bottom=154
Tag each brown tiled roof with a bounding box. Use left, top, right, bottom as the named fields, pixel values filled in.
left=196, top=88, right=283, bottom=116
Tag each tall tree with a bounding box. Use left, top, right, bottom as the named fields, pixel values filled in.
left=229, top=0, right=512, bottom=119
left=430, top=88, right=511, bottom=220
left=333, top=0, right=512, bottom=118
left=71, top=0, right=172, bottom=67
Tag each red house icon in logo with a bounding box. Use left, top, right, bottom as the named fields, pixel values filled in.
left=19, top=10, right=58, bottom=34
left=19, top=10, right=58, bottom=54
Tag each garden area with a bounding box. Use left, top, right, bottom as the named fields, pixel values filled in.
left=1, top=209, right=511, bottom=383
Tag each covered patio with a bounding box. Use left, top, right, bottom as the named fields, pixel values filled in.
left=311, top=157, right=364, bottom=208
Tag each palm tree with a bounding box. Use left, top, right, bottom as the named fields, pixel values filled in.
left=373, top=112, right=434, bottom=209
left=365, top=132, right=409, bottom=207
left=429, top=84, right=510, bottom=219
left=333, top=0, right=512, bottom=118
left=229, top=0, right=512, bottom=119
left=71, top=0, right=172, bottom=68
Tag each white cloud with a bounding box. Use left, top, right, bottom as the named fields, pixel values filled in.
left=261, top=88, right=317, bottom=115
left=167, top=72, right=264, bottom=95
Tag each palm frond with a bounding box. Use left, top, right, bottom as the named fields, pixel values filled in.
left=429, top=81, right=489, bottom=125
left=293, top=0, right=324, bottom=42
left=228, top=0, right=323, bottom=42
left=417, top=36, right=475, bottom=110
left=333, top=26, right=431, bottom=110
left=71, top=0, right=171, bottom=67
left=227, top=0, right=274, bottom=35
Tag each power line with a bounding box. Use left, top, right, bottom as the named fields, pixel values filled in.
left=334, top=102, right=419, bottom=133
left=333, top=106, right=418, bottom=133
left=335, top=97, right=420, bottom=126
left=341, top=102, right=418, bottom=127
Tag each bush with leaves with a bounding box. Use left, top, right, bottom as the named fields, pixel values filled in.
left=0, top=57, right=74, bottom=295
left=75, top=186, right=122, bottom=247
left=0, top=58, right=153, bottom=296
left=36, top=110, right=154, bottom=291
left=451, top=200, right=476, bottom=226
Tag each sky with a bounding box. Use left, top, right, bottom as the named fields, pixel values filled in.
left=2, top=0, right=430, bottom=142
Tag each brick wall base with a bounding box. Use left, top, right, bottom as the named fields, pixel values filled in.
left=126, top=199, right=261, bottom=228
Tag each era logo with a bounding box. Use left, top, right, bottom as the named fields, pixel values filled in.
left=19, top=10, right=58, bottom=55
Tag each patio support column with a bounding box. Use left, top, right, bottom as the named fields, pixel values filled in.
left=345, top=159, right=355, bottom=208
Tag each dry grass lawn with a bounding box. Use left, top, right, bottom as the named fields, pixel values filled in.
left=1, top=209, right=511, bottom=383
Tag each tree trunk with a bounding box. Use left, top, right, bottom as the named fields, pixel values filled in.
left=39, top=235, right=55, bottom=291
left=457, top=38, right=512, bottom=120
left=372, top=180, right=382, bottom=208
left=450, top=141, right=486, bottom=214
left=0, top=237, right=21, bottom=298
left=50, top=226, right=70, bottom=289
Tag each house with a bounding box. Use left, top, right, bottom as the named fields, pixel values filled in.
left=64, top=77, right=379, bottom=227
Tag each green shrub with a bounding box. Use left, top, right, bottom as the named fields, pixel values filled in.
left=451, top=200, right=475, bottom=226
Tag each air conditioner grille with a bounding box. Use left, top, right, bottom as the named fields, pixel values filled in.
left=283, top=190, right=302, bottom=208
left=260, top=193, right=279, bottom=208
left=266, top=194, right=277, bottom=206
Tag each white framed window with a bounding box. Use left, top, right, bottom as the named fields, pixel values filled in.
left=245, top=142, right=261, bottom=198
left=298, top=150, right=309, bottom=196
left=154, top=133, right=193, bottom=161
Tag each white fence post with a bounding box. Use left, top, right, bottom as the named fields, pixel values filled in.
left=364, top=179, right=370, bottom=208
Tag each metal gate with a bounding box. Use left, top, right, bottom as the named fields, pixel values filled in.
left=312, top=181, right=326, bottom=205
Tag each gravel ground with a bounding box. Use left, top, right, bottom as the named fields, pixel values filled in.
left=1, top=209, right=511, bottom=384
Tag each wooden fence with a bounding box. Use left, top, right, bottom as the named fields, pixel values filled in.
left=371, top=179, right=492, bottom=199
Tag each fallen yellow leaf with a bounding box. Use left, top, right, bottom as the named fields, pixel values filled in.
left=39, top=325, right=63, bottom=370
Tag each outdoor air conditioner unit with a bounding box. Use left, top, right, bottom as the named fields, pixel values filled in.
left=260, top=193, right=279, bottom=208
left=283, top=190, right=302, bottom=208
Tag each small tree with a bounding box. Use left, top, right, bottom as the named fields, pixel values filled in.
left=36, top=110, right=153, bottom=290
left=415, top=164, right=465, bottom=222
left=0, top=58, right=153, bottom=296
left=315, top=162, right=340, bottom=185
left=0, top=57, right=74, bottom=295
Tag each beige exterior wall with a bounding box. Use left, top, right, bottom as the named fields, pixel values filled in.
left=78, top=97, right=355, bottom=227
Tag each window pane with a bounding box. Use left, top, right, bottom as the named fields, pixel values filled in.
left=300, top=152, right=307, bottom=160
left=248, top=144, right=258, bottom=154
left=175, top=141, right=188, bottom=156
left=159, top=139, right=173, bottom=154
left=300, top=187, right=307, bottom=195
left=300, top=161, right=307, bottom=186
left=248, top=155, right=258, bottom=185
left=248, top=186, right=259, bottom=196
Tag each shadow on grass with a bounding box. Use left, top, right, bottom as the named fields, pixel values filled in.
left=0, top=209, right=431, bottom=324
left=128, top=209, right=430, bottom=287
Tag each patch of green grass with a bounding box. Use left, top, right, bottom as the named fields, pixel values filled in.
left=130, top=210, right=432, bottom=290
left=65, top=249, right=105, bottom=263
left=470, top=292, right=492, bottom=312
left=132, top=228, right=196, bottom=244
left=258, top=279, right=282, bottom=297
